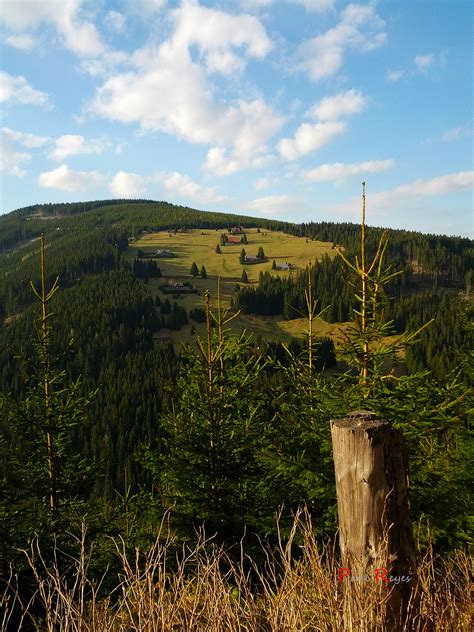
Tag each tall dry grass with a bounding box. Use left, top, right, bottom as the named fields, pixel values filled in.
left=2, top=511, right=472, bottom=631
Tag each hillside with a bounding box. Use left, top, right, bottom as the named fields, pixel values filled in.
left=0, top=198, right=471, bottom=499
left=128, top=227, right=342, bottom=344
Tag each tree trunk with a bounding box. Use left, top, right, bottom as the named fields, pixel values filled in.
left=331, top=410, right=417, bottom=631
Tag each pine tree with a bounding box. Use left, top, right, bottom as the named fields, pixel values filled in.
left=0, top=235, right=94, bottom=563
left=190, top=261, right=199, bottom=276
left=155, top=292, right=266, bottom=541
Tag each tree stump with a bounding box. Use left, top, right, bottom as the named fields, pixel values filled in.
left=331, top=410, right=417, bottom=631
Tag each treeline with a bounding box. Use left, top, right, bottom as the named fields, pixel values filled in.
left=1, top=268, right=177, bottom=500
left=285, top=221, right=472, bottom=288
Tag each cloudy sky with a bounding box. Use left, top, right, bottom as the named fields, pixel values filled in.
left=1, top=0, right=472, bottom=235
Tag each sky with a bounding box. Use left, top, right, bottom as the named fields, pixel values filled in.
left=0, top=0, right=472, bottom=236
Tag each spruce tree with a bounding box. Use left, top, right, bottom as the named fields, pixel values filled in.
left=257, top=246, right=265, bottom=260
left=239, top=248, right=246, bottom=264
left=241, top=269, right=249, bottom=283
left=201, top=265, right=207, bottom=279
left=190, top=261, right=199, bottom=276
left=215, top=244, right=222, bottom=254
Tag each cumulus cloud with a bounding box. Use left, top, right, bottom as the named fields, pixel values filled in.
left=254, top=176, right=274, bottom=190
left=104, top=10, right=126, bottom=34
left=442, top=125, right=471, bottom=141
left=414, top=53, right=434, bottom=72
left=89, top=1, right=281, bottom=175
left=38, top=164, right=106, bottom=191
left=303, top=159, right=394, bottom=182
left=386, top=69, right=404, bottom=82
left=308, top=89, right=367, bottom=121
left=332, top=171, right=474, bottom=217
left=109, top=171, right=146, bottom=197
left=0, top=133, right=32, bottom=177
left=1, top=127, right=51, bottom=148
left=158, top=171, right=226, bottom=205
left=244, top=194, right=309, bottom=216
left=4, top=34, right=38, bottom=50
left=278, top=121, right=346, bottom=160
left=126, top=0, right=167, bottom=16
left=241, top=0, right=334, bottom=12
left=0, top=71, right=50, bottom=106
left=295, top=3, right=386, bottom=80
left=49, top=134, right=110, bottom=160
left=0, top=0, right=105, bottom=57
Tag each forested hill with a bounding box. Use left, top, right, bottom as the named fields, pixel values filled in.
left=0, top=198, right=472, bottom=585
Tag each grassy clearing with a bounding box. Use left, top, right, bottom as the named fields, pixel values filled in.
left=130, top=228, right=340, bottom=344
left=5, top=511, right=471, bottom=631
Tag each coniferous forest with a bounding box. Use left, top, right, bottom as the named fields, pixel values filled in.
left=0, top=199, right=472, bottom=630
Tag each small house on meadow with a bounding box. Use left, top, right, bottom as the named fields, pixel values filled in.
left=229, top=226, right=244, bottom=235
left=275, top=262, right=292, bottom=271
left=227, top=236, right=241, bottom=244
left=244, top=255, right=266, bottom=264
left=155, top=249, right=175, bottom=258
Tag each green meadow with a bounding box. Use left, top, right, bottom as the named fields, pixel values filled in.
left=129, top=228, right=344, bottom=345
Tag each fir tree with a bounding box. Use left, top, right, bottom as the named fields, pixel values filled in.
left=241, top=269, right=249, bottom=283
left=190, top=262, right=199, bottom=276
left=239, top=248, right=246, bottom=264
left=201, top=265, right=207, bottom=279
left=215, top=244, right=222, bottom=254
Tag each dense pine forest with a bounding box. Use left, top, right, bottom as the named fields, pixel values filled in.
left=0, top=199, right=472, bottom=629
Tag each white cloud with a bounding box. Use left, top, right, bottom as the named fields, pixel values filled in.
left=158, top=171, right=226, bottom=204
left=442, top=125, right=471, bottom=141
left=254, top=176, right=274, bottom=190
left=109, top=171, right=147, bottom=197
left=244, top=194, right=309, bottom=216
left=89, top=2, right=282, bottom=175
left=0, top=0, right=105, bottom=57
left=49, top=135, right=109, bottom=160
left=308, top=89, right=367, bottom=121
left=0, top=71, right=50, bottom=106
left=38, top=164, right=106, bottom=192
left=386, top=69, right=404, bottom=82
left=1, top=127, right=51, bottom=148
left=278, top=121, right=346, bottom=160
left=204, top=142, right=275, bottom=176
left=0, top=134, right=31, bottom=177
left=414, top=53, right=434, bottom=72
left=104, top=10, right=126, bottom=34
left=303, top=159, right=394, bottom=182
left=126, top=0, right=167, bottom=16
left=5, top=34, right=38, bottom=50
left=295, top=3, right=386, bottom=80
left=332, top=171, right=474, bottom=217
left=170, top=1, right=272, bottom=76
left=241, top=0, right=334, bottom=12
left=295, top=0, right=335, bottom=11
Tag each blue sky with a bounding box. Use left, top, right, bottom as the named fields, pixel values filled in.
left=1, top=0, right=472, bottom=236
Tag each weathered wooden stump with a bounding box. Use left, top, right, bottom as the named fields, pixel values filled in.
left=331, top=410, right=417, bottom=631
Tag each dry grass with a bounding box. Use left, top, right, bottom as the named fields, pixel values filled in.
left=2, top=511, right=472, bottom=631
